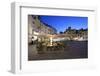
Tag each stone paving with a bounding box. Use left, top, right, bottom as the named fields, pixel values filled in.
left=28, top=41, right=88, bottom=61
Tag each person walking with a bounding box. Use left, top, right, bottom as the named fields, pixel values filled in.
left=31, top=37, right=34, bottom=44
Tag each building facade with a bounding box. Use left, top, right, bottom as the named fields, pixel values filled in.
left=28, top=15, right=57, bottom=43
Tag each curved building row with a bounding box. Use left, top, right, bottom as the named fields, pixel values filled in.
left=28, top=15, right=57, bottom=43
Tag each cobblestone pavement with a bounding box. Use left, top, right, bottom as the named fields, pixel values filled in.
left=28, top=41, right=88, bottom=61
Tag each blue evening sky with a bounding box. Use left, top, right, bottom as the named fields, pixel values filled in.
left=39, top=15, right=88, bottom=33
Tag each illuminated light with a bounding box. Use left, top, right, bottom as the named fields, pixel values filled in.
left=50, top=36, right=53, bottom=46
